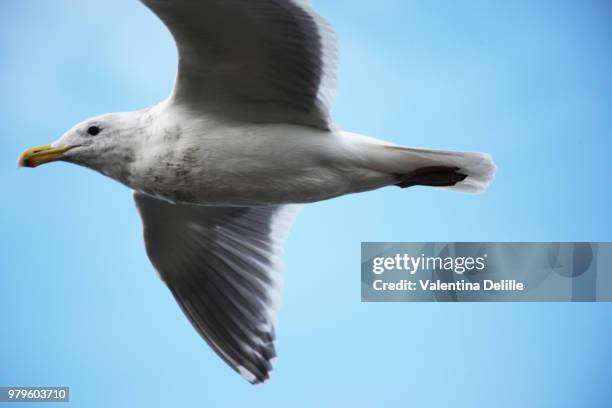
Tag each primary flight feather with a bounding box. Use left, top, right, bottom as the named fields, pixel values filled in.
left=18, top=0, right=495, bottom=384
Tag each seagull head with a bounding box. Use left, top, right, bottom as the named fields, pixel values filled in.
left=18, top=111, right=144, bottom=181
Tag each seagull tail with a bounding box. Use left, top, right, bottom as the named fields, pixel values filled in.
left=385, top=145, right=496, bottom=194
left=343, top=132, right=496, bottom=194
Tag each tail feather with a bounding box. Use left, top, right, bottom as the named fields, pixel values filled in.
left=340, top=132, right=496, bottom=194
left=383, top=145, right=496, bottom=194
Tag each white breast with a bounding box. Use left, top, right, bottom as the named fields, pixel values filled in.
left=128, top=105, right=356, bottom=206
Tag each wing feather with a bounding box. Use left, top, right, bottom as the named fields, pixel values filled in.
left=141, top=0, right=338, bottom=129
left=134, top=192, right=301, bottom=384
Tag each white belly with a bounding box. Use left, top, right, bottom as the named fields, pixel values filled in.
left=129, top=121, right=364, bottom=206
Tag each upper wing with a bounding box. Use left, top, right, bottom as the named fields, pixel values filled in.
left=134, top=192, right=301, bottom=384
left=141, top=0, right=338, bottom=130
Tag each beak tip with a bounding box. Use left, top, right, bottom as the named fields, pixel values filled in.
left=17, top=153, right=33, bottom=168
left=17, top=144, right=61, bottom=169
left=17, top=156, right=27, bottom=169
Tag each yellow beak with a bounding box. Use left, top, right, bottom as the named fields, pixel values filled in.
left=17, top=144, right=70, bottom=168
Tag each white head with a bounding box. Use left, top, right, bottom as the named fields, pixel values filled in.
left=18, top=111, right=147, bottom=183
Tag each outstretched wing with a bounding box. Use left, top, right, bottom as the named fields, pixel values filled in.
left=141, top=0, right=338, bottom=129
left=134, top=192, right=301, bottom=384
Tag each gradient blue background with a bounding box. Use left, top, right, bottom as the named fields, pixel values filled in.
left=1, top=1, right=612, bottom=407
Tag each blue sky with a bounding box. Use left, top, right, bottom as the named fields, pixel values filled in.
left=1, top=0, right=612, bottom=407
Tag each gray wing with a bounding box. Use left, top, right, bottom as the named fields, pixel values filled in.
left=134, top=192, right=301, bottom=384
left=141, top=0, right=338, bottom=130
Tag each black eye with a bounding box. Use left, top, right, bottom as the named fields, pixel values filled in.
left=87, top=126, right=101, bottom=136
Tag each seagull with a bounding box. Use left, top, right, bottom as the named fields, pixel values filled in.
left=18, top=0, right=495, bottom=384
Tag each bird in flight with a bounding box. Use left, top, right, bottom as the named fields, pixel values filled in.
left=18, top=0, right=495, bottom=384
